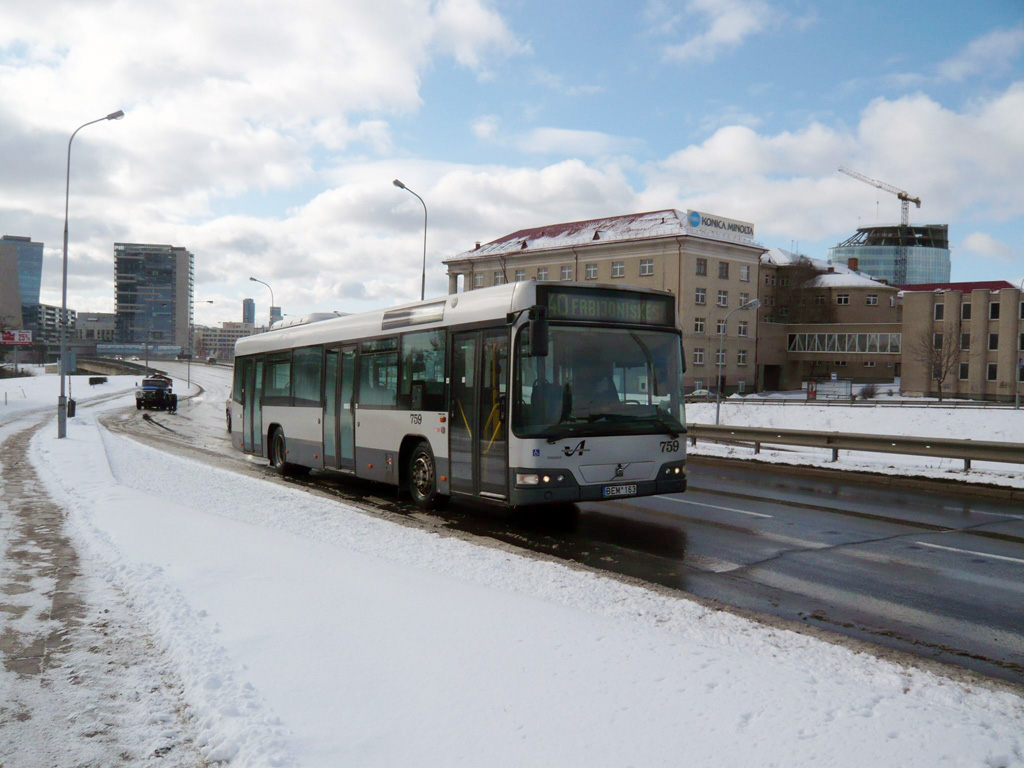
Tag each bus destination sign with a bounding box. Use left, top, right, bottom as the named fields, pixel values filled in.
left=541, top=287, right=674, bottom=326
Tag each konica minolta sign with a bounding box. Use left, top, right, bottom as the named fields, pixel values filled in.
left=687, top=210, right=755, bottom=239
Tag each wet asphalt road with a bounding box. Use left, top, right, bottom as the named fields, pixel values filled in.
left=132, top=363, right=1024, bottom=685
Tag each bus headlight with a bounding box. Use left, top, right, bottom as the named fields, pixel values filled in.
left=516, top=473, right=540, bottom=486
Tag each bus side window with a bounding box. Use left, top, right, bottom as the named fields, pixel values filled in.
left=400, top=330, right=446, bottom=411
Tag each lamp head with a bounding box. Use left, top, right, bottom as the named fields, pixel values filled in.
left=746, top=298, right=762, bottom=309
left=249, top=276, right=257, bottom=282
left=106, top=110, right=125, bottom=121
left=392, top=179, right=406, bottom=189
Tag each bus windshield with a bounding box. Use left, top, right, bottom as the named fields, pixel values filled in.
left=513, top=325, right=685, bottom=439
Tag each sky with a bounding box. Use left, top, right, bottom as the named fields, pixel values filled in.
left=1, top=0, right=1022, bottom=328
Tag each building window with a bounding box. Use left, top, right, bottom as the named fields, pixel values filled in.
left=694, top=379, right=703, bottom=390
left=640, top=259, right=654, bottom=276
left=989, top=333, right=999, bottom=351
left=890, top=295, right=896, bottom=307
left=959, top=362, right=969, bottom=380
left=1020, top=302, right=1024, bottom=320
left=611, top=261, right=625, bottom=278
left=934, top=303, right=945, bottom=320
left=514, top=269, right=525, bottom=282
left=987, top=363, right=998, bottom=381
left=585, top=263, right=598, bottom=280
left=837, top=294, right=849, bottom=305
left=716, top=319, right=726, bottom=334
left=990, top=302, right=1000, bottom=320
left=473, top=273, right=484, bottom=288
left=717, top=290, right=728, bottom=307
left=961, top=303, right=971, bottom=320
left=740, top=265, right=750, bottom=281
left=694, top=317, right=705, bottom=334
left=695, top=287, right=706, bottom=305
left=961, top=333, right=970, bottom=350
left=864, top=361, right=875, bottom=368
left=765, top=274, right=776, bottom=286
left=835, top=360, right=847, bottom=367
left=779, top=306, right=789, bottom=317
left=739, top=292, right=750, bottom=305
left=537, top=268, right=548, bottom=281
left=737, top=349, right=747, bottom=365
left=737, top=321, right=748, bottom=337
left=560, top=265, right=573, bottom=281
left=696, top=258, right=707, bottom=276
left=815, top=295, right=826, bottom=305
left=718, top=261, right=729, bottom=279
left=494, top=271, right=505, bottom=285
left=715, top=350, right=725, bottom=366
left=933, top=333, right=942, bottom=350
left=693, top=349, right=704, bottom=365
left=780, top=277, right=790, bottom=287
left=866, top=294, right=878, bottom=306
left=1020, top=332, right=1024, bottom=351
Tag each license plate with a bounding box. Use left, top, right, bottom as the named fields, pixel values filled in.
left=602, top=484, right=637, bottom=498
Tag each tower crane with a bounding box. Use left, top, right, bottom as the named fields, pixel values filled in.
left=838, top=166, right=922, bottom=285
left=838, top=166, right=920, bottom=226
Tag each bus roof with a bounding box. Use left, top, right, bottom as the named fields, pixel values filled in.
left=234, top=281, right=673, bottom=356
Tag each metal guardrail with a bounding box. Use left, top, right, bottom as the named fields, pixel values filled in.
left=687, top=424, right=1024, bottom=471
left=688, top=397, right=1018, bottom=409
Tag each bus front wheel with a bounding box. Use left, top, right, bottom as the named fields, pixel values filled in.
left=408, top=441, right=446, bottom=510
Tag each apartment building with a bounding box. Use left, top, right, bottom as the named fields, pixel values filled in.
left=443, top=209, right=764, bottom=394
left=900, top=282, right=1023, bottom=401
left=756, top=249, right=901, bottom=389
left=195, top=321, right=259, bottom=361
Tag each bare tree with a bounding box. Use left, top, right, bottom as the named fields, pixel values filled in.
left=909, top=327, right=962, bottom=401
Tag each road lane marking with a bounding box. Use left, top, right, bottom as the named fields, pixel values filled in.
left=916, top=541, right=1024, bottom=565
left=659, top=496, right=773, bottom=519
left=944, top=505, right=1024, bottom=520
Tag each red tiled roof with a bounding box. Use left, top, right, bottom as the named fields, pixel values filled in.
left=897, top=281, right=1016, bottom=292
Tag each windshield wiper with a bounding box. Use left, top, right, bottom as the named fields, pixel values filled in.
left=651, top=410, right=684, bottom=438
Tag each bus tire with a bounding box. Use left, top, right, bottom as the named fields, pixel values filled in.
left=408, top=441, right=446, bottom=510
left=269, top=427, right=310, bottom=477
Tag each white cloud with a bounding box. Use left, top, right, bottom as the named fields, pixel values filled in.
left=938, top=25, right=1024, bottom=82
left=472, top=115, right=500, bottom=141
left=515, top=128, right=643, bottom=157
left=960, top=232, right=1014, bottom=263
left=661, top=0, right=771, bottom=63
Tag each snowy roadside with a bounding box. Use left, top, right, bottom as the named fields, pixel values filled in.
left=23, top=404, right=1024, bottom=765
left=688, top=401, right=1024, bottom=489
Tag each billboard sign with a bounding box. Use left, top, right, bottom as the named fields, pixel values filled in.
left=1, top=330, right=32, bottom=345
left=687, top=210, right=755, bottom=240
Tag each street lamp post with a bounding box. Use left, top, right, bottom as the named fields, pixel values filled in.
left=58, top=109, right=124, bottom=439
left=715, top=297, right=761, bottom=425
left=392, top=179, right=427, bottom=301
left=249, top=276, right=275, bottom=325
left=188, top=300, right=214, bottom=389
left=1017, top=278, right=1023, bottom=410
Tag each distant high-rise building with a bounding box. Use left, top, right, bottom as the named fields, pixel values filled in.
left=828, top=225, right=950, bottom=285
left=270, top=306, right=282, bottom=325
left=114, top=243, right=194, bottom=350
left=0, top=235, right=44, bottom=331
left=243, top=297, right=255, bottom=325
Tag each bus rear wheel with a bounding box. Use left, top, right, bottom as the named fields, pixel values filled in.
left=408, top=441, right=446, bottom=510
left=269, top=427, right=309, bottom=477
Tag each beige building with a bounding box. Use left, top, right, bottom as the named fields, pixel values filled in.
left=756, top=249, right=901, bottom=389
left=195, top=321, right=260, bottom=361
left=900, top=281, right=1023, bottom=402
left=443, top=209, right=765, bottom=394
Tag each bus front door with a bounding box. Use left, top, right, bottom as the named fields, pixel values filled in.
left=243, top=357, right=264, bottom=455
left=450, top=329, right=508, bottom=499
left=324, top=346, right=356, bottom=470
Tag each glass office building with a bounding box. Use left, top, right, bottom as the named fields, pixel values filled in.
left=114, top=243, right=194, bottom=350
left=0, top=235, right=43, bottom=329
left=828, top=225, right=950, bottom=286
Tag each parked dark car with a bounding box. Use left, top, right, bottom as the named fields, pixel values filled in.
left=136, top=375, right=178, bottom=411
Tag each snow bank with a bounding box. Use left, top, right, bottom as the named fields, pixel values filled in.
left=29, top=411, right=1024, bottom=767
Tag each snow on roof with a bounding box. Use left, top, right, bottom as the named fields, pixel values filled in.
left=762, top=248, right=894, bottom=290
left=808, top=271, right=894, bottom=289
left=445, top=209, right=760, bottom=262
left=897, top=280, right=1016, bottom=293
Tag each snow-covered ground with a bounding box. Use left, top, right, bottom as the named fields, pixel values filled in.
left=688, top=400, right=1024, bottom=488
left=3, top=372, right=1023, bottom=766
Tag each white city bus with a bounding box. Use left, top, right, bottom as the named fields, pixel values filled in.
left=228, top=281, right=687, bottom=508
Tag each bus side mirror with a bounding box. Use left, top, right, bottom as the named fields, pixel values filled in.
left=528, top=305, right=549, bottom=357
